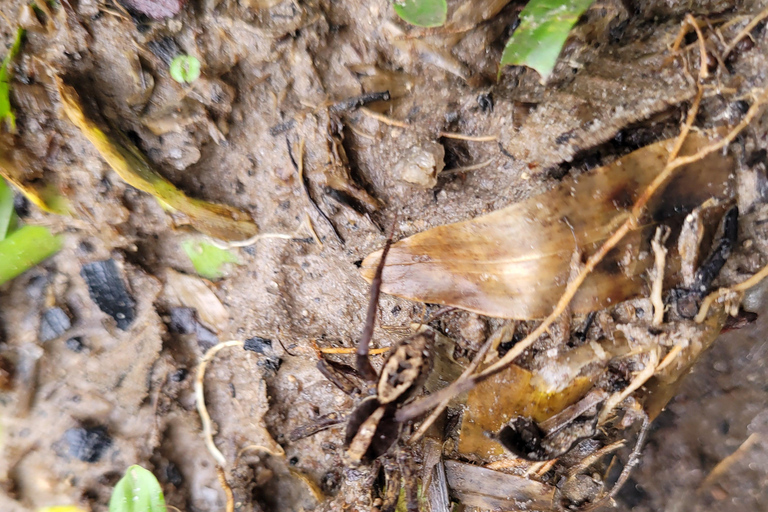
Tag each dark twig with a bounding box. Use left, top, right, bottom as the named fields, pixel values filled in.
left=356, top=227, right=395, bottom=382
left=330, top=91, right=391, bottom=113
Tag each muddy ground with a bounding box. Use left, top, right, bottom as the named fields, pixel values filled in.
left=1, top=0, right=768, bottom=510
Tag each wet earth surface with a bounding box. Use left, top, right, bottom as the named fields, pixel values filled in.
left=1, top=0, right=768, bottom=511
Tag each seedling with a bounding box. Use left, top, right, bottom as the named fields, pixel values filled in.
left=109, top=465, right=166, bottom=512
left=169, top=55, right=201, bottom=84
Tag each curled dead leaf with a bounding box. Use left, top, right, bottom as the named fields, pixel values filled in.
left=165, top=269, right=229, bottom=332
left=56, top=79, right=258, bottom=241
left=361, top=133, right=734, bottom=319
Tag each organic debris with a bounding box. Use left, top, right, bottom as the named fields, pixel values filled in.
left=0, top=28, right=24, bottom=132
left=80, top=259, right=136, bottom=331
left=362, top=132, right=734, bottom=319
left=56, top=80, right=259, bottom=241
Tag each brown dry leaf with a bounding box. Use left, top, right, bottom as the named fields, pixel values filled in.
left=165, top=269, right=229, bottom=332
left=361, top=132, right=733, bottom=319
left=56, top=80, right=258, bottom=241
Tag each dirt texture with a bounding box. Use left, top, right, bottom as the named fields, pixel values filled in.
left=1, top=0, right=768, bottom=511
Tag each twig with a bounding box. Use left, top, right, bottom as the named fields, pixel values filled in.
left=438, top=132, right=497, bottom=142
left=195, top=340, right=245, bottom=466
left=722, top=7, right=768, bottom=60
left=215, top=466, right=235, bottom=512
left=581, top=414, right=651, bottom=512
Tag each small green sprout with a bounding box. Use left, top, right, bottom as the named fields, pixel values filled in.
left=109, top=465, right=166, bottom=512
left=182, top=239, right=240, bottom=280
left=499, top=0, right=596, bottom=81
left=169, top=55, right=201, bottom=84
left=393, top=0, right=447, bottom=28
left=1, top=28, right=25, bottom=132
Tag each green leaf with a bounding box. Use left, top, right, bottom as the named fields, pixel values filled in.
left=108, top=465, right=166, bottom=512
left=0, top=225, right=61, bottom=285
left=1, top=28, right=25, bottom=132
left=0, top=178, right=17, bottom=240
left=499, top=0, right=595, bottom=81
left=169, top=55, right=201, bottom=84
left=182, top=239, right=240, bottom=280
left=393, top=0, right=447, bottom=28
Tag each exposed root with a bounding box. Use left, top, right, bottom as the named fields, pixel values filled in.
left=698, top=432, right=762, bottom=492
left=215, top=465, right=235, bottom=512
left=695, top=261, right=768, bottom=322
left=196, top=340, right=245, bottom=466
left=443, top=158, right=496, bottom=175
left=722, top=6, right=768, bottom=60
left=360, top=107, right=410, bottom=128
left=655, top=344, right=684, bottom=373
left=651, top=226, right=671, bottom=326
left=599, top=350, right=659, bottom=424
left=289, top=467, right=326, bottom=503
left=438, top=131, right=498, bottom=142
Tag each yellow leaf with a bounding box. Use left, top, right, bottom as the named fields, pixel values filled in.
left=56, top=79, right=258, bottom=241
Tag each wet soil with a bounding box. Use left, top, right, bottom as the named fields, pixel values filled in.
left=1, top=0, right=768, bottom=511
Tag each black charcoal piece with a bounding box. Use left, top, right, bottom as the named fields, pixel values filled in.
left=80, top=260, right=136, bottom=330
left=244, top=336, right=273, bottom=354
left=39, top=307, right=72, bottom=342
left=65, top=426, right=112, bottom=463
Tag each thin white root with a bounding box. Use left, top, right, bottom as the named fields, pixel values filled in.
left=598, top=350, right=660, bottom=424
left=651, top=226, right=670, bottom=326
left=195, top=340, right=245, bottom=466
left=695, top=261, right=768, bottom=323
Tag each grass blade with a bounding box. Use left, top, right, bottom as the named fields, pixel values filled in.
left=499, top=0, right=595, bottom=81
left=0, top=225, right=61, bottom=285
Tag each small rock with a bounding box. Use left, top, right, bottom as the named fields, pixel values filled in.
left=65, top=426, right=112, bottom=463
left=395, top=142, right=445, bottom=188
left=65, top=337, right=86, bottom=352
left=119, top=0, right=187, bottom=20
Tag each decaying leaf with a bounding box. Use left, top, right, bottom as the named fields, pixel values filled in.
left=164, top=269, right=229, bottom=332
left=443, top=460, right=555, bottom=510
left=362, top=132, right=734, bottom=319
left=56, top=80, right=258, bottom=241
